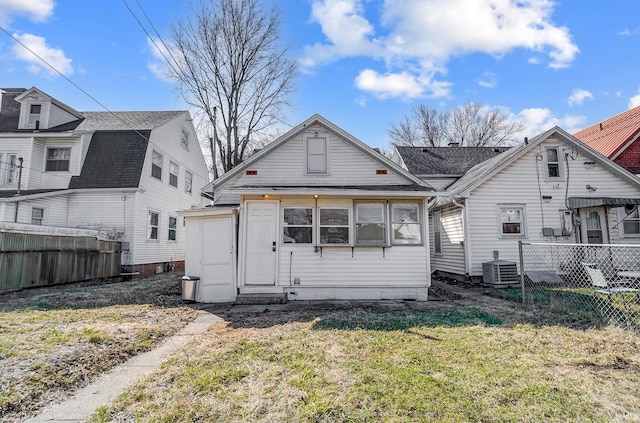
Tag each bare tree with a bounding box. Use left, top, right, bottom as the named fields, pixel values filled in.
left=169, top=0, right=297, bottom=177
left=389, top=102, right=524, bottom=147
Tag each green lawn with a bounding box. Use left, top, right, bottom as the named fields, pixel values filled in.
left=91, top=308, right=640, bottom=423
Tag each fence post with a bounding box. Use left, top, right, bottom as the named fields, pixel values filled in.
left=519, top=241, right=526, bottom=304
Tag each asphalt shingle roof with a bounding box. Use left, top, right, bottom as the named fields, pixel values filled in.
left=76, top=111, right=183, bottom=131
left=68, top=130, right=150, bottom=189
left=396, top=146, right=511, bottom=175
left=573, top=106, right=640, bottom=158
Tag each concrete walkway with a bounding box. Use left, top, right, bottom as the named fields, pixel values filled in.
left=29, top=311, right=224, bottom=423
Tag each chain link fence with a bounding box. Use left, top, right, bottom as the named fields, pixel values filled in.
left=518, top=242, right=640, bottom=329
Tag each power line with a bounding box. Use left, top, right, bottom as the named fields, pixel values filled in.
left=121, top=0, right=182, bottom=78
left=0, top=24, right=151, bottom=143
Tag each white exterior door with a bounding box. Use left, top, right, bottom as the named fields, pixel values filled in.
left=580, top=207, right=609, bottom=244
left=184, top=212, right=236, bottom=303
left=244, top=201, right=278, bottom=285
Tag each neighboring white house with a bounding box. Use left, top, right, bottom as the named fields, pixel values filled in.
left=181, top=114, right=435, bottom=303
left=0, top=87, right=209, bottom=277
left=396, top=126, right=640, bottom=282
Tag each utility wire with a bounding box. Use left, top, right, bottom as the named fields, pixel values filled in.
left=0, top=24, right=151, bottom=142
left=121, top=0, right=182, bottom=78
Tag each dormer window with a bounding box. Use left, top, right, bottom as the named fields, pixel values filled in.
left=28, top=104, right=42, bottom=128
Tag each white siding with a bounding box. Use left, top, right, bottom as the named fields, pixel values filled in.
left=132, top=113, right=209, bottom=265
left=233, top=123, right=409, bottom=187
left=465, top=137, right=640, bottom=276
left=240, top=196, right=429, bottom=291
left=48, top=104, right=79, bottom=128
left=278, top=245, right=428, bottom=286
left=430, top=204, right=465, bottom=276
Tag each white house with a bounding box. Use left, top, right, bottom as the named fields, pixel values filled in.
left=0, top=87, right=209, bottom=276
left=402, top=127, right=640, bottom=282
left=181, top=114, right=435, bottom=302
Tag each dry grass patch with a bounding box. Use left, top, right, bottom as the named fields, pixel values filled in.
left=0, top=275, right=197, bottom=422
left=92, top=308, right=640, bottom=423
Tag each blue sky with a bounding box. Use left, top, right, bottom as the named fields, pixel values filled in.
left=1, top=0, right=639, bottom=150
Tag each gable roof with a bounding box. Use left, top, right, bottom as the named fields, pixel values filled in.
left=15, top=87, right=84, bottom=120
left=202, top=114, right=434, bottom=194
left=573, top=106, right=640, bottom=159
left=396, top=146, right=510, bottom=175
left=68, top=130, right=150, bottom=189
left=446, top=126, right=640, bottom=198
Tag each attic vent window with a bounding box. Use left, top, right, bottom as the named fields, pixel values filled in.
left=246, top=170, right=258, bottom=175
left=376, top=169, right=388, bottom=175
left=305, top=133, right=328, bottom=174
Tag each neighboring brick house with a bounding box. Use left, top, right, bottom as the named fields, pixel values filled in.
left=0, top=87, right=209, bottom=277
left=574, top=106, right=640, bottom=175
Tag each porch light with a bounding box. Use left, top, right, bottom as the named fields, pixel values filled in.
left=263, top=194, right=270, bottom=199
left=583, top=161, right=595, bottom=170
left=314, top=194, right=319, bottom=198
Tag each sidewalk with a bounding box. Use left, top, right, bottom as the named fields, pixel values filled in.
left=29, top=311, right=224, bottom=423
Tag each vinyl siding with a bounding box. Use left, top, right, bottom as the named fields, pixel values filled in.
left=49, top=104, right=78, bottom=128
left=131, top=113, right=209, bottom=265
left=277, top=245, right=429, bottom=286
left=465, top=137, right=640, bottom=276
left=430, top=204, right=465, bottom=275
left=233, top=123, right=408, bottom=187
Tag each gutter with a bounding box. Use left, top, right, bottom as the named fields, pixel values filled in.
left=0, top=187, right=139, bottom=203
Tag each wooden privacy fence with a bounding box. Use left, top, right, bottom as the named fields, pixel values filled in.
left=0, top=231, right=121, bottom=291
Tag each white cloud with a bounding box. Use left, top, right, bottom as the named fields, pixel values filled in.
left=515, top=107, right=586, bottom=136
left=568, top=88, right=593, bottom=106
left=146, top=37, right=175, bottom=82
left=629, top=88, right=640, bottom=109
left=477, top=71, right=497, bottom=89
left=302, top=0, right=578, bottom=99
left=355, top=68, right=452, bottom=99
left=11, top=33, right=73, bottom=77
left=0, top=0, right=54, bottom=24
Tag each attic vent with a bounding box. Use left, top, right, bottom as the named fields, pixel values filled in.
left=376, top=169, right=388, bottom=175
left=245, top=170, right=258, bottom=176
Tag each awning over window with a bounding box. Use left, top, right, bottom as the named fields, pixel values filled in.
left=567, top=197, right=640, bottom=208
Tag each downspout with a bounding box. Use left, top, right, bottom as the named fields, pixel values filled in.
left=451, top=197, right=470, bottom=281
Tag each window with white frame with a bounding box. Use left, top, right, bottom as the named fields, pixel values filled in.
left=621, top=205, right=640, bottom=236
left=28, top=104, right=42, bottom=126
left=545, top=148, right=561, bottom=179
left=498, top=205, right=526, bottom=237
left=180, top=127, right=189, bottom=150
left=168, top=216, right=177, bottom=241
left=319, top=208, right=349, bottom=244
left=184, top=170, right=193, bottom=193
left=305, top=135, right=327, bottom=174
left=31, top=207, right=44, bottom=225
left=392, top=202, right=422, bottom=245
left=283, top=208, right=313, bottom=244
left=355, top=201, right=386, bottom=245
left=432, top=210, right=441, bottom=253
left=151, top=150, right=163, bottom=180
left=169, top=161, right=179, bottom=187
left=148, top=211, right=159, bottom=240
left=46, top=148, right=70, bottom=171
left=3, top=154, right=17, bottom=185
